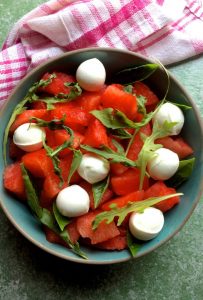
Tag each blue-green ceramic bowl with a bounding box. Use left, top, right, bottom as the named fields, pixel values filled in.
left=0, top=48, right=203, bottom=264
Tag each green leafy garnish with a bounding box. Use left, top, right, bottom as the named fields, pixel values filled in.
left=136, top=120, right=177, bottom=190
left=108, top=128, right=132, bottom=139
left=3, top=74, right=56, bottom=165
left=32, top=117, right=74, bottom=186
left=92, top=193, right=183, bottom=229
left=166, top=158, right=195, bottom=188
left=127, top=230, right=141, bottom=257
left=91, top=108, right=155, bottom=131
left=60, top=230, right=87, bottom=260
left=136, top=95, right=147, bottom=116
left=80, top=144, right=137, bottom=167
left=92, top=176, right=110, bottom=209
left=112, top=63, right=159, bottom=84
left=21, top=163, right=87, bottom=259
left=67, top=149, right=82, bottom=184
left=21, top=163, right=43, bottom=219
left=53, top=202, right=71, bottom=231
left=42, top=137, right=64, bottom=187
left=168, top=101, right=192, bottom=111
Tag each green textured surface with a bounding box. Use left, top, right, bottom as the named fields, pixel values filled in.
left=0, top=1, right=203, bottom=300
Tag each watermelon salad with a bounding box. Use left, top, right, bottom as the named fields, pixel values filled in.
left=3, top=58, right=195, bottom=259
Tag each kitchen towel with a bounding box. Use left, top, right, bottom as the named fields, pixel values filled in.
left=0, top=0, right=203, bottom=107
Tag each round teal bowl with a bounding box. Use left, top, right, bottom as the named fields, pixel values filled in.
left=0, top=48, right=203, bottom=264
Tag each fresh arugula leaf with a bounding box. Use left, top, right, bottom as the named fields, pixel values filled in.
left=168, top=101, right=192, bottom=111
left=92, top=193, right=183, bottom=229
left=80, top=144, right=137, bottom=167
left=92, top=176, right=110, bottom=209
left=60, top=230, right=87, bottom=260
left=31, top=116, right=65, bottom=130
left=108, top=128, right=132, bottom=139
left=67, top=149, right=82, bottom=184
left=91, top=108, right=155, bottom=131
left=136, top=120, right=177, bottom=190
left=124, top=85, right=133, bottom=93
left=112, top=63, right=159, bottom=84
left=21, top=163, right=43, bottom=218
left=166, top=157, right=195, bottom=188
left=32, top=117, right=74, bottom=186
left=136, top=95, right=147, bottom=116
left=111, top=139, right=125, bottom=154
left=3, top=103, right=27, bottom=165
left=3, top=74, right=56, bottom=165
left=127, top=230, right=141, bottom=257
left=42, top=137, right=64, bottom=187
left=40, top=208, right=59, bottom=232
left=53, top=202, right=71, bottom=231
left=21, top=164, right=87, bottom=259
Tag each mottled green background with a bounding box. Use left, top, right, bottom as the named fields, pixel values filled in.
left=0, top=1, right=203, bottom=300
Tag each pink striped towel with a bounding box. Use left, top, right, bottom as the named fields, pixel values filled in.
left=1, top=0, right=203, bottom=108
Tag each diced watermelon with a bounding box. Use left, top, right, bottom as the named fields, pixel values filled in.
left=133, top=81, right=159, bottom=106
left=101, top=84, right=138, bottom=120
left=39, top=72, right=76, bottom=96
left=66, top=220, right=80, bottom=244
left=111, top=168, right=149, bottom=195
left=50, top=106, right=89, bottom=127
left=31, top=100, right=47, bottom=109
left=155, top=136, right=193, bottom=159
left=9, top=140, right=25, bottom=160
left=3, top=162, right=26, bottom=200
left=144, top=181, right=180, bottom=212
left=76, top=211, right=120, bottom=244
left=74, top=91, right=102, bottom=112
left=22, top=149, right=53, bottom=177
left=44, top=227, right=65, bottom=246
left=79, top=181, right=113, bottom=210
left=59, top=154, right=81, bottom=184
left=101, top=190, right=144, bottom=211
left=110, top=163, right=128, bottom=176
left=127, top=123, right=152, bottom=161
left=95, top=234, right=127, bottom=250
left=10, top=109, right=48, bottom=133
left=40, top=172, right=62, bottom=208
left=83, top=118, right=109, bottom=148
left=52, top=130, right=84, bottom=158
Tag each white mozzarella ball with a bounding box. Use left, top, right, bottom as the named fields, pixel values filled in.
left=13, top=123, right=45, bottom=152
left=56, top=185, right=90, bottom=217
left=76, top=58, right=106, bottom=91
left=147, top=147, right=179, bottom=180
left=77, top=153, right=110, bottom=184
left=153, top=102, right=184, bottom=135
left=129, top=207, right=164, bottom=241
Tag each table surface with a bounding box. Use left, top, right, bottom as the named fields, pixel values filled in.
left=0, top=1, right=203, bottom=300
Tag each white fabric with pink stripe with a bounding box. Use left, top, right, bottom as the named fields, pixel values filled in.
left=0, top=0, right=203, bottom=107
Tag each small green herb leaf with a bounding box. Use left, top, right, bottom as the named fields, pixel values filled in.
left=21, top=163, right=43, bottom=218
left=136, top=120, right=178, bottom=190
left=166, top=158, right=195, bottom=188
left=92, top=193, right=183, bottom=229
left=60, top=230, right=88, bottom=259
left=112, top=63, right=159, bottom=84
left=168, top=101, right=192, bottom=111
left=21, top=164, right=87, bottom=259
left=80, top=144, right=137, bottom=167
left=68, top=149, right=82, bottom=184
left=108, top=128, right=132, bottom=139
left=127, top=230, right=141, bottom=257
left=92, top=176, right=110, bottom=209
left=53, top=202, right=71, bottom=231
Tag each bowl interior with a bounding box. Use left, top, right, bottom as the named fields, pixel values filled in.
left=0, top=48, right=203, bottom=264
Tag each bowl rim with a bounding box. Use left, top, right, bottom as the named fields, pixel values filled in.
left=1, top=47, right=203, bottom=265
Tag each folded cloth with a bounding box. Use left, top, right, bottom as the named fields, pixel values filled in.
left=0, top=0, right=203, bottom=107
